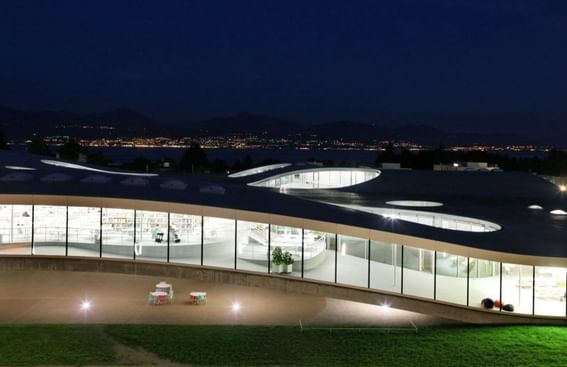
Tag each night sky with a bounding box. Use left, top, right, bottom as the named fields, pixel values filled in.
left=1, top=1, right=566, bottom=135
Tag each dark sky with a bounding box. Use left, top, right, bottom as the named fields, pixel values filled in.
left=1, top=0, right=566, bottom=135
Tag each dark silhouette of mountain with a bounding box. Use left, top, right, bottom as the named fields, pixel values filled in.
left=0, top=106, right=563, bottom=147
left=192, top=112, right=301, bottom=136
left=0, top=106, right=168, bottom=138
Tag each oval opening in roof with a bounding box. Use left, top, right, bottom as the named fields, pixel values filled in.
left=81, top=174, right=112, bottom=184
left=528, top=205, right=543, bottom=210
left=228, top=163, right=292, bottom=178
left=120, top=177, right=149, bottom=186
left=550, top=209, right=567, bottom=216
left=40, top=173, right=72, bottom=183
left=0, top=172, right=34, bottom=182
left=160, top=180, right=187, bottom=190
left=5, top=165, right=36, bottom=171
left=386, top=200, right=443, bottom=207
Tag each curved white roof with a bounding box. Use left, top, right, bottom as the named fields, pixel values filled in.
left=41, top=159, right=158, bottom=177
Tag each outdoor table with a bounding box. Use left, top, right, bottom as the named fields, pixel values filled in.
left=150, top=291, right=169, bottom=305
left=155, top=282, right=172, bottom=292
left=189, top=291, right=207, bottom=305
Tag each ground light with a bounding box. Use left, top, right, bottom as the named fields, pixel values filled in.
left=232, top=302, right=240, bottom=313
left=80, top=300, right=92, bottom=311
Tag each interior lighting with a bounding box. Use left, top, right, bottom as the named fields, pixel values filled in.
left=550, top=209, right=567, bottom=216
left=528, top=205, right=543, bottom=210
left=559, top=185, right=567, bottom=192
left=232, top=302, right=241, bottom=312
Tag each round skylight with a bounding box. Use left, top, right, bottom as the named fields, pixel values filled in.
left=0, top=172, right=33, bottom=182
left=41, top=159, right=158, bottom=177
left=4, top=165, right=36, bottom=171
left=528, top=205, right=543, bottom=210
left=80, top=174, right=112, bottom=184
left=160, top=180, right=188, bottom=190
left=386, top=200, right=443, bottom=207
left=550, top=209, right=567, bottom=216
left=120, top=177, right=149, bottom=186
left=40, top=173, right=72, bottom=183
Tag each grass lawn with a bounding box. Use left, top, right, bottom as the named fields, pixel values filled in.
left=0, top=325, right=117, bottom=366
left=106, top=325, right=567, bottom=367
left=2, top=324, right=567, bottom=366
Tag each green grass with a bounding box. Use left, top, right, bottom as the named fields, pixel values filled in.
left=106, top=325, right=567, bottom=367
left=2, top=324, right=567, bottom=366
left=0, top=325, right=117, bottom=366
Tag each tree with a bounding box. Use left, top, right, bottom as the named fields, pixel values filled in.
left=179, top=142, right=209, bottom=173
left=57, top=138, right=87, bottom=160
left=27, top=136, right=51, bottom=156
left=0, top=132, right=9, bottom=150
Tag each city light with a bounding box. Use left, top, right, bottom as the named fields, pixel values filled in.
left=559, top=185, right=566, bottom=192
left=232, top=302, right=241, bottom=312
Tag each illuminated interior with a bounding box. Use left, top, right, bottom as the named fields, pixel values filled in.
left=249, top=168, right=380, bottom=189
left=228, top=163, right=292, bottom=178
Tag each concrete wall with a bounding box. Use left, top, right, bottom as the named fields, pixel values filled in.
left=1, top=255, right=566, bottom=325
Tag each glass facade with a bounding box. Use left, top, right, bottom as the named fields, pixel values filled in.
left=0, top=202, right=565, bottom=319
left=0, top=205, right=32, bottom=254
left=67, top=206, right=101, bottom=257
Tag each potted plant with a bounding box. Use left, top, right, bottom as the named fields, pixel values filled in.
left=272, top=246, right=284, bottom=273
left=282, top=251, right=294, bottom=274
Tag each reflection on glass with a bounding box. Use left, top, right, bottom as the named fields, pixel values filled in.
left=403, top=246, right=434, bottom=298
left=203, top=217, right=235, bottom=269
left=468, top=258, right=500, bottom=308
left=337, top=235, right=368, bottom=287
left=169, top=213, right=201, bottom=265
left=303, top=230, right=335, bottom=283
left=534, top=266, right=566, bottom=317
left=67, top=206, right=101, bottom=257
left=135, top=210, right=168, bottom=262
left=370, top=240, right=401, bottom=293
left=33, top=205, right=66, bottom=255
left=270, top=225, right=303, bottom=277
left=101, top=208, right=134, bottom=259
left=501, top=263, right=533, bottom=314
left=0, top=205, right=32, bottom=254
left=435, top=252, right=467, bottom=305
left=236, top=220, right=269, bottom=273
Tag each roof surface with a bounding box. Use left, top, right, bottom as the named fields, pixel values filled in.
left=1, top=151, right=566, bottom=258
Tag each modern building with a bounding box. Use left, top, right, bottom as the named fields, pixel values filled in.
left=1, top=150, right=567, bottom=321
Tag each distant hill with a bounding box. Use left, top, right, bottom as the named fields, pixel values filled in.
left=192, top=112, right=301, bottom=136
left=0, top=106, right=170, bottom=138
left=0, top=106, right=563, bottom=147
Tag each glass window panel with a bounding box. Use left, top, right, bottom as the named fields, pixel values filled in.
left=203, top=217, right=235, bottom=269
left=468, top=258, right=500, bottom=309
left=33, top=205, right=66, bottom=256
left=135, top=210, right=168, bottom=262
left=169, top=213, right=201, bottom=265
left=435, top=252, right=467, bottom=305
left=370, top=240, right=402, bottom=293
left=0, top=205, right=32, bottom=254
left=270, top=225, right=302, bottom=277
left=337, top=235, right=368, bottom=287
left=501, top=263, right=533, bottom=315
left=101, top=208, right=134, bottom=259
left=403, top=246, right=434, bottom=299
left=303, top=230, right=335, bottom=283
left=68, top=206, right=101, bottom=257
left=236, top=220, right=269, bottom=273
left=534, top=266, right=566, bottom=317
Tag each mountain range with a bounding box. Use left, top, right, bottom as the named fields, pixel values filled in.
left=1, top=106, right=566, bottom=147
